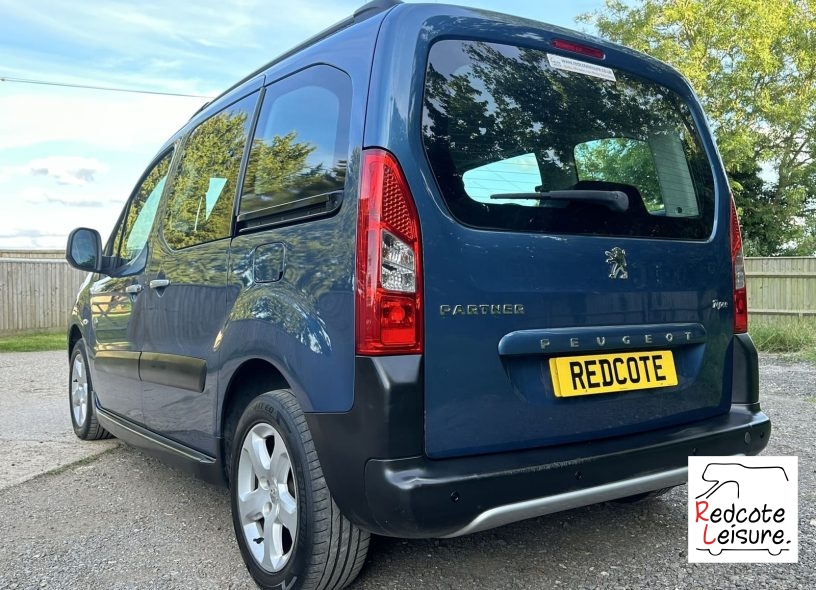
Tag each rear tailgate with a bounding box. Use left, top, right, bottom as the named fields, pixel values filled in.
left=419, top=37, right=734, bottom=458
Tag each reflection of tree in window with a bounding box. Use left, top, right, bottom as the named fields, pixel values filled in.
left=575, top=139, right=663, bottom=211
left=163, top=94, right=255, bottom=250
left=423, top=41, right=709, bottom=193
left=240, top=75, right=349, bottom=217
left=422, top=40, right=715, bottom=238
left=243, top=132, right=316, bottom=209
left=112, top=151, right=173, bottom=264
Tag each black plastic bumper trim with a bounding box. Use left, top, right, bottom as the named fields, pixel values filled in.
left=732, top=333, right=759, bottom=404
left=306, top=353, right=770, bottom=539
left=95, top=350, right=140, bottom=380
left=139, top=352, right=206, bottom=393
left=305, top=355, right=424, bottom=528
left=362, top=404, right=770, bottom=538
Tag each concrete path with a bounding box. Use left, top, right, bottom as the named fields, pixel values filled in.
left=0, top=350, right=118, bottom=490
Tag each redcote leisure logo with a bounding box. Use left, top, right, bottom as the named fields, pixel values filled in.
left=688, top=456, right=798, bottom=563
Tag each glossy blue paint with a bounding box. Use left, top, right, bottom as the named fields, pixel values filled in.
left=139, top=238, right=233, bottom=455
left=86, top=271, right=146, bottom=424
left=365, top=4, right=735, bottom=457
left=224, top=208, right=358, bottom=413
left=497, top=323, right=709, bottom=356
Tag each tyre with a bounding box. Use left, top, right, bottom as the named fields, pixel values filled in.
left=230, top=389, right=369, bottom=590
left=69, top=339, right=112, bottom=440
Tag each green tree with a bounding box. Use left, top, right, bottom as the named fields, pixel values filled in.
left=580, top=0, right=816, bottom=254
left=248, top=131, right=316, bottom=203
left=164, top=108, right=251, bottom=249
left=574, top=138, right=663, bottom=210
left=164, top=106, right=340, bottom=251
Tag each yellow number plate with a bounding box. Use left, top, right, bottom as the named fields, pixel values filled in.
left=549, top=351, right=678, bottom=398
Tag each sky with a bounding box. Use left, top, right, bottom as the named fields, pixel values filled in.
left=0, top=0, right=603, bottom=249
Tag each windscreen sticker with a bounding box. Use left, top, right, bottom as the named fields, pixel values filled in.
left=547, top=54, right=616, bottom=82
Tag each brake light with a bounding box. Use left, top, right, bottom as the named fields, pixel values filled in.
left=730, top=197, right=748, bottom=333
left=356, top=149, right=423, bottom=355
left=551, top=39, right=605, bottom=60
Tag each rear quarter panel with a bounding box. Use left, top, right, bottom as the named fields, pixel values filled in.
left=219, top=18, right=380, bottom=415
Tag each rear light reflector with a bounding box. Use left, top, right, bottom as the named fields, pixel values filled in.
left=356, top=149, right=423, bottom=355
left=552, top=39, right=605, bottom=60
left=381, top=230, right=416, bottom=292
left=730, top=197, right=748, bottom=333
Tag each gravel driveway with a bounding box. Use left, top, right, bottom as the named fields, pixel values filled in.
left=0, top=351, right=813, bottom=589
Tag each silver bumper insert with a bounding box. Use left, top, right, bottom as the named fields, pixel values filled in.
left=442, top=466, right=688, bottom=538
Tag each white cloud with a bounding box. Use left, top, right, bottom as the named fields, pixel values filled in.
left=0, top=0, right=595, bottom=250
left=20, top=186, right=105, bottom=207
left=0, top=90, right=206, bottom=151
left=0, top=191, right=123, bottom=249
left=0, top=0, right=352, bottom=79
left=0, top=0, right=357, bottom=250
left=0, top=165, right=28, bottom=182
left=28, top=156, right=109, bottom=186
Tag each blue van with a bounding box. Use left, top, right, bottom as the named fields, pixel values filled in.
left=65, top=1, right=770, bottom=588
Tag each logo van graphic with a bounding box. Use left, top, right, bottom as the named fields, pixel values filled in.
left=688, top=456, right=798, bottom=563
left=605, top=247, right=628, bottom=279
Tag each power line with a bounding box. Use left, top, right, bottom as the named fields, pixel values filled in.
left=0, top=75, right=213, bottom=99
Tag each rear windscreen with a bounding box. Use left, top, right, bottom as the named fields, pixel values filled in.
left=421, top=40, right=716, bottom=239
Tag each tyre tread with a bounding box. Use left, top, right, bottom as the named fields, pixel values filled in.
left=70, top=340, right=113, bottom=441
left=233, top=389, right=369, bottom=590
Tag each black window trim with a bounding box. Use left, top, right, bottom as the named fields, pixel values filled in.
left=235, top=190, right=344, bottom=234
left=230, top=85, right=266, bottom=238
left=234, top=63, right=352, bottom=235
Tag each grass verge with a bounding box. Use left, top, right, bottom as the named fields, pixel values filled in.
left=750, top=318, right=816, bottom=361
left=0, top=330, right=65, bottom=353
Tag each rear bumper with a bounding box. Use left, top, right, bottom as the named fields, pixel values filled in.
left=364, top=402, right=768, bottom=538
left=306, top=354, right=770, bottom=539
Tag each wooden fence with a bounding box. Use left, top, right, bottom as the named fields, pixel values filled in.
left=745, top=257, right=816, bottom=319
left=0, top=250, right=65, bottom=260
left=0, top=252, right=813, bottom=335
left=0, top=254, right=86, bottom=335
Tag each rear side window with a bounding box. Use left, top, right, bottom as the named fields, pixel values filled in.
left=238, top=65, right=351, bottom=230
left=422, top=40, right=715, bottom=239
left=162, top=93, right=257, bottom=250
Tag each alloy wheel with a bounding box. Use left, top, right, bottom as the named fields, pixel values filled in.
left=236, top=422, right=298, bottom=573
left=71, top=355, right=88, bottom=426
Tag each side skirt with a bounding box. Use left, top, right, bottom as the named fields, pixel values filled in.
left=95, top=397, right=226, bottom=487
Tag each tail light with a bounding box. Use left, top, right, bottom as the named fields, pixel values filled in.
left=356, top=149, right=423, bottom=355
left=730, top=197, right=748, bottom=333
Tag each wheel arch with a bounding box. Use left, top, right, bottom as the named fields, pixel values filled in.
left=219, top=358, right=291, bottom=481
left=68, top=324, right=83, bottom=357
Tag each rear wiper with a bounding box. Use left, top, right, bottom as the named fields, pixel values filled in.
left=490, top=190, right=629, bottom=212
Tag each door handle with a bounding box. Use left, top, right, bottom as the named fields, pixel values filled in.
left=149, top=279, right=171, bottom=289
left=125, top=284, right=143, bottom=295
